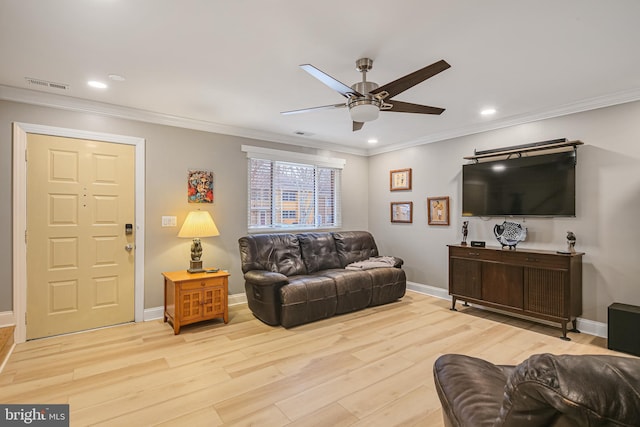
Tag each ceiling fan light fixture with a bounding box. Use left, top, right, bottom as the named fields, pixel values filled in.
left=350, top=104, right=379, bottom=122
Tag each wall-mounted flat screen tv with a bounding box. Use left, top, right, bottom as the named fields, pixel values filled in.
left=462, top=150, right=576, bottom=217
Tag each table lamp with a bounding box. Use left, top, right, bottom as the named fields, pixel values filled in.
left=177, top=210, right=220, bottom=273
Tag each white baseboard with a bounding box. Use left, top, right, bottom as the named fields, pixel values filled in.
left=406, top=281, right=607, bottom=338
left=229, top=292, right=248, bottom=306
left=0, top=311, right=15, bottom=327
left=143, top=293, right=249, bottom=322
left=144, top=306, right=164, bottom=321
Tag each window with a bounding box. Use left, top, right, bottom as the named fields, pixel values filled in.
left=244, top=145, right=344, bottom=231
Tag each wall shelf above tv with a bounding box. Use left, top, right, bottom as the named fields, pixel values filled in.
left=464, top=138, right=583, bottom=162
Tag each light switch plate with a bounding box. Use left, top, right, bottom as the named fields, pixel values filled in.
left=162, top=216, right=177, bottom=227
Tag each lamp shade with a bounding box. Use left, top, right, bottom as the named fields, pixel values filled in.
left=177, top=210, right=220, bottom=238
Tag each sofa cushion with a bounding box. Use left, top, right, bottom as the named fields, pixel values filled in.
left=280, top=275, right=337, bottom=328
left=333, top=231, right=379, bottom=267
left=238, top=233, right=306, bottom=276
left=319, top=269, right=372, bottom=314
left=367, top=267, right=406, bottom=306
left=297, top=232, right=341, bottom=273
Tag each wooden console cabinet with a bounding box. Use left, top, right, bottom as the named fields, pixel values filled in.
left=448, top=245, right=583, bottom=340
left=163, top=269, right=229, bottom=334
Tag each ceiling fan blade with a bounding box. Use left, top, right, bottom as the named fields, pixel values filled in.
left=384, top=100, right=445, bottom=115
left=281, top=103, right=346, bottom=115
left=371, top=59, right=450, bottom=100
left=300, top=64, right=362, bottom=98
left=353, top=121, right=364, bottom=131
left=380, top=100, right=444, bottom=115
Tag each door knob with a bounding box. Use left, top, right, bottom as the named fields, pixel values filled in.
left=125, top=244, right=134, bottom=252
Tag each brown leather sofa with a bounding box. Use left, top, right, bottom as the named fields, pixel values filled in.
left=238, top=231, right=406, bottom=328
left=433, top=353, right=640, bottom=427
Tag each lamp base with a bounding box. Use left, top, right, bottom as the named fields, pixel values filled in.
left=187, top=260, right=204, bottom=274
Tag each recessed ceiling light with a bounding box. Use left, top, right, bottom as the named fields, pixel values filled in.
left=367, top=138, right=378, bottom=144
left=480, top=108, right=496, bottom=116
left=88, top=80, right=108, bottom=89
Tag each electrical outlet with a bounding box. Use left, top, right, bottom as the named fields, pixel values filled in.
left=162, top=216, right=177, bottom=227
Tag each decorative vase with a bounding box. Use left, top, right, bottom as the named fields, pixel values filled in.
left=493, top=221, right=527, bottom=249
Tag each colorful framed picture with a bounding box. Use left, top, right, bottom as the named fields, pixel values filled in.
left=391, top=201, right=413, bottom=223
left=188, top=170, right=213, bottom=203
left=427, top=196, right=450, bottom=225
left=390, top=168, right=412, bottom=191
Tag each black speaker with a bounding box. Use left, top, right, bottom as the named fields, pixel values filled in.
left=470, top=241, right=486, bottom=247
left=608, top=303, right=640, bottom=357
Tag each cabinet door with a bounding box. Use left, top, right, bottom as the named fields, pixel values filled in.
left=202, top=286, right=225, bottom=317
left=450, top=258, right=482, bottom=299
left=524, top=267, right=567, bottom=317
left=482, top=263, right=524, bottom=308
left=180, top=289, right=203, bottom=321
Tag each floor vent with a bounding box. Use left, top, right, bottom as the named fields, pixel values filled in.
left=25, top=77, right=69, bottom=90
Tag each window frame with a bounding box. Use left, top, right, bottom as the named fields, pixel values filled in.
left=243, top=145, right=345, bottom=233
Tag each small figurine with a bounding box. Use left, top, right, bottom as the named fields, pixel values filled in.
left=566, top=231, right=577, bottom=253
left=461, top=221, right=469, bottom=245
left=191, top=238, right=203, bottom=261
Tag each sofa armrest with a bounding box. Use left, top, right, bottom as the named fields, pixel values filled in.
left=244, top=270, right=289, bottom=286
left=498, top=353, right=640, bottom=426
left=390, top=256, right=404, bottom=267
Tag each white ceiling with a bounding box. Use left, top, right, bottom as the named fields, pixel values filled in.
left=1, top=0, right=640, bottom=156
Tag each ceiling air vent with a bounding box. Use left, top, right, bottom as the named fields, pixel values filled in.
left=25, top=77, right=69, bottom=90
left=293, top=131, right=314, bottom=137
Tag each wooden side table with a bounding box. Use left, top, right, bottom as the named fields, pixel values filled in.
left=163, top=269, right=229, bottom=334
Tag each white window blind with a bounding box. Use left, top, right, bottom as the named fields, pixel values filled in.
left=243, top=146, right=344, bottom=231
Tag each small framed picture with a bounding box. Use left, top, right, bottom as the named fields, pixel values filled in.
left=188, top=170, right=214, bottom=203
left=391, top=201, right=413, bottom=223
left=390, top=168, right=412, bottom=191
left=427, top=196, right=450, bottom=226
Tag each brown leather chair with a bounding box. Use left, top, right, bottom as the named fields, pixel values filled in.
left=433, top=353, right=640, bottom=426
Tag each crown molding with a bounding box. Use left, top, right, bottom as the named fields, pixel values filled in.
left=0, top=84, right=368, bottom=157
left=3, top=84, right=640, bottom=158
left=366, top=87, right=640, bottom=156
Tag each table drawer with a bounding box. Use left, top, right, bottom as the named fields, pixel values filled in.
left=179, top=277, right=224, bottom=290
left=501, top=251, right=568, bottom=269
left=449, top=246, right=501, bottom=262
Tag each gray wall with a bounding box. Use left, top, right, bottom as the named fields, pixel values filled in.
left=0, top=100, right=369, bottom=311
left=369, top=100, right=640, bottom=323
left=2, top=99, right=639, bottom=325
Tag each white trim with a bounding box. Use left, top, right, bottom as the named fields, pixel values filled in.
left=144, top=306, right=164, bottom=321
left=229, top=293, right=248, bottom=306
left=407, top=281, right=451, bottom=300
left=0, top=311, right=15, bottom=328
left=12, top=122, right=146, bottom=343
left=4, top=84, right=640, bottom=157
left=407, top=282, right=607, bottom=338
left=241, top=145, right=346, bottom=169
left=0, top=85, right=367, bottom=156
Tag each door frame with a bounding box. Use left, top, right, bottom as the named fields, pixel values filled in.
left=12, top=122, right=145, bottom=343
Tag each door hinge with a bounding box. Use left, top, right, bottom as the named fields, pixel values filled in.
left=25, top=312, right=27, bottom=325
left=25, top=229, right=27, bottom=244
left=25, top=148, right=27, bottom=162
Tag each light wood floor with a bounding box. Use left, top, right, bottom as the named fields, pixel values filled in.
left=0, top=292, right=628, bottom=426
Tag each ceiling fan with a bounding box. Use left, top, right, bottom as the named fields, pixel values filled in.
left=282, top=58, right=451, bottom=131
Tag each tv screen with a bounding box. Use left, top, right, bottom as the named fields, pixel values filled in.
left=462, top=150, right=576, bottom=217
